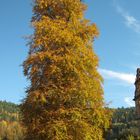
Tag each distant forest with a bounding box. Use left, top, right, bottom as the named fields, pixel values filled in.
left=0, top=101, right=24, bottom=140
left=106, top=107, right=140, bottom=140
left=0, top=101, right=139, bottom=140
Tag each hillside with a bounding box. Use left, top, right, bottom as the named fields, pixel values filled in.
left=107, top=107, right=140, bottom=140
left=0, top=101, right=19, bottom=122
left=0, top=101, right=24, bottom=140
left=0, top=101, right=140, bottom=140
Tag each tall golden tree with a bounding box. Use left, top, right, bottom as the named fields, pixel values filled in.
left=21, top=0, right=111, bottom=139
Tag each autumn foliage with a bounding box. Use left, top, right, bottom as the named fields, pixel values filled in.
left=21, top=0, right=111, bottom=139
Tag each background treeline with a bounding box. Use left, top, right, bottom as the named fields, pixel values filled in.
left=106, top=107, right=140, bottom=140
left=0, top=101, right=140, bottom=140
left=0, top=101, right=24, bottom=140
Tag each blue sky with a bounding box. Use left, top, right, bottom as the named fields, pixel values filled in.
left=0, top=0, right=139, bottom=108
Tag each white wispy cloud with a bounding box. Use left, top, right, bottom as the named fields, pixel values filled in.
left=124, top=97, right=135, bottom=107
left=99, top=69, right=135, bottom=84
left=114, top=2, right=140, bottom=33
